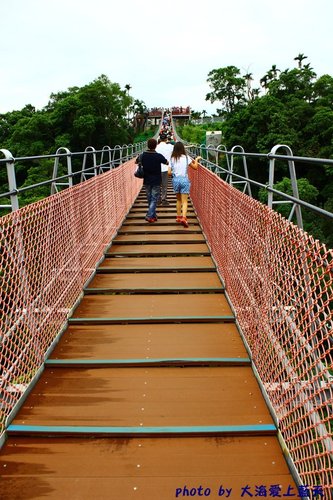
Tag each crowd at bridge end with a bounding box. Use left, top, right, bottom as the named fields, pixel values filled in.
left=148, top=106, right=191, bottom=117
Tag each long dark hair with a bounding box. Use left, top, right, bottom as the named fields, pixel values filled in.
left=171, top=141, right=186, bottom=161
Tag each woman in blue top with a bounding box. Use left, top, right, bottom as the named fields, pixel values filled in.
left=170, top=141, right=201, bottom=228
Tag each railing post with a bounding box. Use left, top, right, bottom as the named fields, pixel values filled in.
left=51, top=147, right=72, bottom=195
left=216, top=144, right=230, bottom=179
left=0, top=149, right=19, bottom=211
left=268, top=144, right=303, bottom=229
left=100, top=146, right=113, bottom=174
left=206, top=145, right=216, bottom=171
left=112, top=145, right=122, bottom=168
left=230, top=145, right=252, bottom=197
left=80, top=146, right=97, bottom=182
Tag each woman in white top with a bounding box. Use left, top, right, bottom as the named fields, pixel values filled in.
left=170, top=141, right=201, bottom=228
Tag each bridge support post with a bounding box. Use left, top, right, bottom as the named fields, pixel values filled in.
left=229, top=145, right=252, bottom=197
left=0, top=148, right=19, bottom=211
left=51, top=147, right=73, bottom=195
left=268, top=144, right=303, bottom=229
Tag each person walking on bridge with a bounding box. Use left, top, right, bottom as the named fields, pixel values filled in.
left=170, top=141, right=201, bottom=228
left=136, top=138, right=168, bottom=223
left=156, top=133, right=174, bottom=205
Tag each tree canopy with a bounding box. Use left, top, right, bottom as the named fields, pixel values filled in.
left=0, top=75, right=133, bottom=158
left=0, top=75, right=138, bottom=204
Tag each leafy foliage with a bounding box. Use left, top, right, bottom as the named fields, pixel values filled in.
left=0, top=75, right=133, bottom=158
left=206, top=66, right=248, bottom=114
left=179, top=122, right=225, bottom=145
left=0, top=75, right=137, bottom=206
left=133, top=126, right=158, bottom=144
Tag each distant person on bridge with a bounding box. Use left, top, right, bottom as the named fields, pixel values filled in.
left=169, top=141, right=201, bottom=228
left=136, top=138, right=168, bottom=223
left=156, top=133, right=174, bottom=205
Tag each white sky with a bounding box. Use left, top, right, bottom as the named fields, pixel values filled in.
left=1, top=0, right=332, bottom=115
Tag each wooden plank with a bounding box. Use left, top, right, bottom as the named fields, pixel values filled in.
left=118, top=227, right=202, bottom=234
left=130, top=207, right=195, bottom=213
left=126, top=213, right=196, bottom=220
left=107, top=243, right=210, bottom=256
left=10, top=367, right=274, bottom=427
left=122, top=218, right=198, bottom=225
left=113, top=234, right=204, bottom=243
left=98, top=256, right=216, bottom=272
left=71, top=293, right=234, bottom=321
left=86, top=272, right=223, bottom=291
left=45, top=359, right=251, bottom=368
left=0, top=436, right=298, bottom=500
left=8, top=424, right=274, bottom=436
left=49, top=324, right=248, bottom=361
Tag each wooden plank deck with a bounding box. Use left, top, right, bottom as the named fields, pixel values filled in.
left=0, top=185, right=298, bottom=499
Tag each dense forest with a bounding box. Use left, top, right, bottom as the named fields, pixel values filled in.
left=0, top=75, right=155, bottom=205
left=0, top=57, right=332, bottom=246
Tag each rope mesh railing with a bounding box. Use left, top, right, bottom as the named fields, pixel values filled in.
left=189, top=165, right=333, bottom=495
left=0, top=158, right=141, bottom=433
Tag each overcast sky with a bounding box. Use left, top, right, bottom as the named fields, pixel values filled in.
left=1, top=0, right=332, bottom=115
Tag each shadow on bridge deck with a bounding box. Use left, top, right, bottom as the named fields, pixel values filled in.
left=0, top=184, right=298, bottom=499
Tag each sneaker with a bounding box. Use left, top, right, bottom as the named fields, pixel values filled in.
left=176, top=216, right=182, bottom=223
left=147, top=217, right=157, bottom=223
left=180, top=217, right=189, bottom=228
left=162, top=200, right=170, bottom=206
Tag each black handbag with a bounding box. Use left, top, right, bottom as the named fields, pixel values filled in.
left=134, top=164, right=144, bottom=178
left=134, top=153, right=144, bottom=178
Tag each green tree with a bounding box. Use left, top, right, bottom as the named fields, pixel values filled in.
left=190, top=110, right=201, bottom=120
left=267, top=66, right=317, bottom=103
left=0, top=74, right=139, bottom=205
left=260, top=65, right=280, bottom=91
left=312, top=74, right=333, bottom=107
left=47, top=75, right=132, bottom=149
left=206, top=66, right=247, bottom=114
left=294, top=53, right=308, bottom=69
left=178, top=122, right=225, bottom=146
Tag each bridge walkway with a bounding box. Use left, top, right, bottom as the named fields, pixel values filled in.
left=0, top=186, right=298, bottom=499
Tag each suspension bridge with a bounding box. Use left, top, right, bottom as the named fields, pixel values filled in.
left=0, top=115, right=332, bottom=499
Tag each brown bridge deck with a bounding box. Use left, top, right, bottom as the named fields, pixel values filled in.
left=0, top=186, right=298, bottom=499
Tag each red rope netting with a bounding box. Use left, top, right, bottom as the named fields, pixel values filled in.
left=189, top=165, right=332, bottom=495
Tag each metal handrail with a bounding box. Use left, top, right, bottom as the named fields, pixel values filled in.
left=1, top=142, right=333, bottom=222
left=184, top=143, right=333, bottom=223
left=0, top=142, right=146, bottom=211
